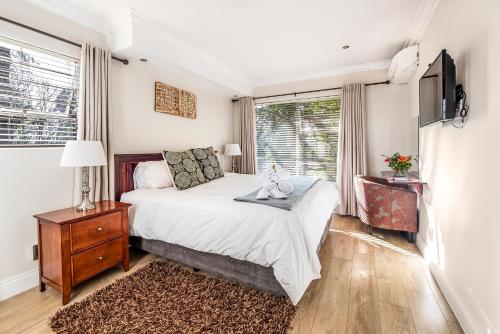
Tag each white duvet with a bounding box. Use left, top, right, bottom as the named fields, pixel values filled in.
left=121, top=173, right=338, bottom=304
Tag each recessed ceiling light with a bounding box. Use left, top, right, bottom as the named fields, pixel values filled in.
left=140, top=58, right=148, bottom=62
left=342, top=45, right=350, bottom=50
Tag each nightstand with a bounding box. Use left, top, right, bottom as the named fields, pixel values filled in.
left=34, top=200, right=131, bottom=305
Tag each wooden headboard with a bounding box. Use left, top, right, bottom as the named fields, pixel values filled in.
left=114, top=153, right=164, bottom=201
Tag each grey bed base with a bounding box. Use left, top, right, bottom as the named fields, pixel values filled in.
left=129, top=214, right=332, bottom=296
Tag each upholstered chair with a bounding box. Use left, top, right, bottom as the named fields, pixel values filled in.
left=354, top=175, right=417, bottom=243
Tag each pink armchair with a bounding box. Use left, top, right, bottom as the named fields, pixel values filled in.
left=354, top=175, right=418, bottom=243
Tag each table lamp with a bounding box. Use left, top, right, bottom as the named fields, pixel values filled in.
left=224, top=144, right=241, bottom=172
left=60, top=140, right=107, bottom=211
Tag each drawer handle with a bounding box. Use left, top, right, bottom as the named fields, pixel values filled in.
left=97, top=227, right=103, bottom=232
left=98, top=256, right=104, bottom=261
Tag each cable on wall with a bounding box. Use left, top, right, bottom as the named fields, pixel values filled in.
left=452, top=84, right=469, bottom=128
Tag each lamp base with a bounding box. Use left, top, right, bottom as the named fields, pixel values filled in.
left=76, top=197, right=96, bottom=211
left=76, top=166, right=96, bottom=211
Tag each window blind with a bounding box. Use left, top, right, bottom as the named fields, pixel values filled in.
left=0, top=36, right=79, bottom=146
left=256, top=97, right=341, bottom=180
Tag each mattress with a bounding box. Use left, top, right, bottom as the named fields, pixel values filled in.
left=121, top=173, right=338, bottom=304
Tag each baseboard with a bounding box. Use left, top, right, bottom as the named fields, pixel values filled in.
left=415, top=233, right=433, bottom=259
left=415, top=234, right=489, bottom=334
left=428, top=266, right=483, bottom=334
left=0, top=269, right=38, bottom=301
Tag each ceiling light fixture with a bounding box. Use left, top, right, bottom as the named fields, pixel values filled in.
left=342, top=45, right=350, bottom=50
left=140, top=58, right=148, bottom=62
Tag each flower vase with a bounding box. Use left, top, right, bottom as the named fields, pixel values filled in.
left=392, top=170, right=406, bottom=177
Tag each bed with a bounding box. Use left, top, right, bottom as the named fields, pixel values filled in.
left=115, top=153, right=338, bottom=304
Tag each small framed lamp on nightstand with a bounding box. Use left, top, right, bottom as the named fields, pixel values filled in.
left=224, top=144, right=241, bottom=173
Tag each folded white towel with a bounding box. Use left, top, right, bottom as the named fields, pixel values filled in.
left=277, top=180, right=293, bottom=195
left=269, top=171, right=280, bottom=183
left=269, top=187, right=287, bottom=199
left=262, top=164, right=290, bottom=183
left=263, top=182, right=277, bottom=191
left=257, top=164, right=291, bottom=200
left=256, top=188, right=270, bottom=200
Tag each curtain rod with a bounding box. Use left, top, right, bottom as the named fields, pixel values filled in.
left=232, top=80, right=390, bottom=102
left=0, top=15, right=129, bottom=65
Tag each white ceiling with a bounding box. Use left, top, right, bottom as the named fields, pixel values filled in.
left=26, top=0, right=438, bottom=93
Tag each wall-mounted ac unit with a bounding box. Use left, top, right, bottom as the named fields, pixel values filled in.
left=388, top=45, right=419, bottom=84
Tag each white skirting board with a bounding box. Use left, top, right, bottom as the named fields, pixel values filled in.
left=416, top=234, right=487, bottom=334
left=0, top=269, right=38, bottom=301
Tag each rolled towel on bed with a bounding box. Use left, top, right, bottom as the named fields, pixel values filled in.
left=257, top=182, right=287, bottom=199
left=269, top=187, right=287, bottom=199
left=263, top=182, right=277, bottom=191
left=263, top=164, right=290, bottom=183
left=256, top=182, right=276, bottom=200
left=277, top=180, right=294, bottom=195
left=256, top=188, right=270, bottom=200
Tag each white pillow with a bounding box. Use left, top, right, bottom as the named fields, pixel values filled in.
left=133, top=161, right=173, bottom=189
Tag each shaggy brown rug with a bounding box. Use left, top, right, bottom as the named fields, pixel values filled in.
left=50, top=261, right=296, bottom=334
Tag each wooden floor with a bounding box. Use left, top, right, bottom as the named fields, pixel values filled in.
left=0, top=215, right=463, bottom=334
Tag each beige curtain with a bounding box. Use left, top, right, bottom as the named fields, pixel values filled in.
left=73, top=43, right=111, bottom=204
left=236, top=97, right=257, bottom=174
left=337, top=83, right=367, bottom=216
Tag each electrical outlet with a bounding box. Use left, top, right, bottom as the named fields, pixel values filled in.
left=32, top=244, right=38, bottom=260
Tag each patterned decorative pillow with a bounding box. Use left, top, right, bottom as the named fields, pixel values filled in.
left=191, top=147, right=224, bottom=181
left=162, top=150, right=206, bottom=190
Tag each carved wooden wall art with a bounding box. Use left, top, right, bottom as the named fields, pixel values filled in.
left=155, top=82, right=179, bottom=115
left=179, top=90, right=197, bottom=119
left=155, top=81, right=197, bottom=119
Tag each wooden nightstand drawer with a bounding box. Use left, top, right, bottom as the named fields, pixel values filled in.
left=71, top=211, right=122, bottom=252
left=35, top=201, right=130, bottom=305
left=72, top=237, right=123, bottom=284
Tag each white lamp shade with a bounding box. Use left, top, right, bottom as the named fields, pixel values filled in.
left=60, top=140, right=107, bottom=167
left=224, top=144, right=241, bottom=156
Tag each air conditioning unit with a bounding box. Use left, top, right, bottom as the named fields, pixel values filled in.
left=388, top=45, right=419, bottom=84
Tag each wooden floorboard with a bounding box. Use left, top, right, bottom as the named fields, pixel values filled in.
left=0, top=215, right=463, bottom=334
left=332, top=233, right=354, bottom=261
left=351, top=252, right=375, bottom=279
left=290, top=256, right=333, bottom=334
left=309, top=258, right=352, bottom=334
left=406, top=291, right=452, bottom=334
left=379, top=301, right=416, bottom=334
left=346, top=276, right=382, bottom=334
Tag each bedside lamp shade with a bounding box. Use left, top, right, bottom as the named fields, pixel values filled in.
left=224, top=144, right=241, bottom=156
left=60, top=140, right=107, bottom=167
left=225, top=144, right=241, bottom=173
left=60, top=140, right=107, bottom=211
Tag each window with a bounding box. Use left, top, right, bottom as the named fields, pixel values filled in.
left=256, top=97, right=340, bottom=180
left=0, top=35, right=79, bottom=146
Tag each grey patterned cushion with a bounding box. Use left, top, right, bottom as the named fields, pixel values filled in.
left=162, top=150, right=206, bottom=190
left=191, top=147, right=224, bottom=182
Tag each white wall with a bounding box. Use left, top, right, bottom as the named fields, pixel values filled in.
left=0, top=0, right=106, bottom=299
left=0, top=149, right=74, bottom=298
left=253, top=69, right=412, bottom=176
left=408, top=0, right=500, bottom=332
left=111, top=61, right=234, bottom=175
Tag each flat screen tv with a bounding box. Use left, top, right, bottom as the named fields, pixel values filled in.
left=419, top=49, right=456, bottom=127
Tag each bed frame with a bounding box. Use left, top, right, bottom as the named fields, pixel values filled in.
left=114, top=153, right=330, bottom=296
